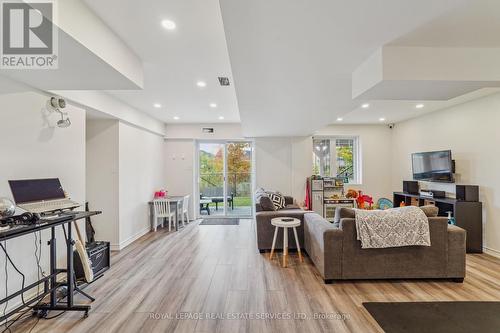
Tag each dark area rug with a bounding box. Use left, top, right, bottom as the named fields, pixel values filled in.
left=200, top=218, right=239, bottom=225
left=363, top=301, right=500, bottom=333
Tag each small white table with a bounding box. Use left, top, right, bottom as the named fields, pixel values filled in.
left=270, top=217, right=304, bottom=267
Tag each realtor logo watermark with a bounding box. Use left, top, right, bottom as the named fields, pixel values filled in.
left=1, top=0, right=58, bottom=69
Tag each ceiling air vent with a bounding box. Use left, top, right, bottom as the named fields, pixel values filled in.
left=218, top=77, right=230, bottom=86
left=202, top=127, right=214, bottom=134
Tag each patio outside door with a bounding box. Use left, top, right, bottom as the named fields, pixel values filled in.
left=197, top=141, right=254, bottom=218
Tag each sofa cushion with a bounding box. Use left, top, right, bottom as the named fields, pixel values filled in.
left=333, top=207, right=355, bottom=227
left=268, top=192, right=286, bottom=210
left=420, top=205, right=439, bottom=217
left=255, top=188, right=275, bottom=211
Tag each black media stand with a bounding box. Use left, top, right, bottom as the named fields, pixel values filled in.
left=393, top=192, right=482, bottom=253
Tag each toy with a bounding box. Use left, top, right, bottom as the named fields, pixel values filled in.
left=377, top=198, right=394, bottom=210
left=346, top=189, right=358, bottom=199
left=356, top=190, right=374, bottom=209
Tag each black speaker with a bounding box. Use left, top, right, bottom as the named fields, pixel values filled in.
left=456, top=185, right=479, bottom=202
left=403, top=180, right=419, bottom=194
left=74, top=241, right=110, bottom=281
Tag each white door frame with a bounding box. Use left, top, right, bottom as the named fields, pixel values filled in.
left=195, top=139, right=255, bottom=219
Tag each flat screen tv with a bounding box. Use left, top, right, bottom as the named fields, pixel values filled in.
left=412, top=150, right=454, bottom=182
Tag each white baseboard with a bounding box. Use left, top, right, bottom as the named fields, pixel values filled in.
left=483, top=246, right=500, bottom=259
left=111, top=227, right=151, bottom=251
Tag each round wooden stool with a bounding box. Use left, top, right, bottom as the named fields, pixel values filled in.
left=270, top=217, right=303, bottom=267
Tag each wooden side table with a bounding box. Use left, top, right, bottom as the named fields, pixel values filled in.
left=270, top=217, right=304, bottom=267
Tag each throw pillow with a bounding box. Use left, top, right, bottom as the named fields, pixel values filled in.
left=268, top=192, right=286, bottom=210
left=255, top=188, right=275, bottom=211
left=419, top=205, right=439, bottom=217
left=259, top=195, right=276, bottom=211
left=333, top=207, right=355, bottom=227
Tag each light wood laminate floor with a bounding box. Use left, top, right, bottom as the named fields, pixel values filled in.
left=9, top=219, right=500, bottom=333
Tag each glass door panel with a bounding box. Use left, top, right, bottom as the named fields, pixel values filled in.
left=199, top=142, right=225, bottom=216
left=226, top=142, right=253, bottom=216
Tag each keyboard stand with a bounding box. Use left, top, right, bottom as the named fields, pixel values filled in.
left=0, top=211, right=101, bottom=321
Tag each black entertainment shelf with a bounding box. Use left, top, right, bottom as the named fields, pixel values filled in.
left=393, top=192, right=482, bottom=253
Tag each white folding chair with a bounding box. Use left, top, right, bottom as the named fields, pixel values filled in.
left=182, top=195, right=190, bottom=226
left=152, top=199, right=175, bottom=232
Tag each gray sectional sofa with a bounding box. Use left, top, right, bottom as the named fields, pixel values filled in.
left=255, top=191, right=467, bottom=284
left=304, top=210, right=466, bottom=283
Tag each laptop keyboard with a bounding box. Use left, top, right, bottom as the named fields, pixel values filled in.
left=20, top=199, right=80, bottom=213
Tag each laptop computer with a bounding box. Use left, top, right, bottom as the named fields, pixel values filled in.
left=8, top=178, right=81, bottom=215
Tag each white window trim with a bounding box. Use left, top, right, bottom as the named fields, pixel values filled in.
left=313, top=135, right=362, bottom=185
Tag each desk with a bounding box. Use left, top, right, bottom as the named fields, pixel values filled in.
left=0, top=211, right=102, bottom=321
left=148, top=196, right=184, bottom=231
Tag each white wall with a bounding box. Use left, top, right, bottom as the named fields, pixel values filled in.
left=254, top=137, right=311, bottom=205
left=391, top=92, right=500, bottom=255
left=86, top=119, right=166, bottom=250
left=0, top=91, right=86, bottom=312
left=118, top=122, right=165, bottom=249
left=164, top=139, right=196, bottom=218
left=255, top=125, right=393, bottom=206
left=86, top=120, right=119, bottom=246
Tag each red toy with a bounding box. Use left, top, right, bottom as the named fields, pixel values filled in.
left=356, top=190, right=374, bottom=209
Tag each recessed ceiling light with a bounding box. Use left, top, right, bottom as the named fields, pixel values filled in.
left=196, top=81, right=207, bottom=88
left=161, top=19, right=176, bottom=30
left=336, top=117, right=343, bottom=122
left=209, top=103, right=217, bottom=108
left=379, top=117, right=386, bottom=122
left=153, top=103, right=162, bottom=108
left=416, top=104, right=425, bottom=109
left=361, top=103, right=370, bottom=109
left=218, top=116, right=225, bottom=120
left=173, top=116, right=180, bottom=120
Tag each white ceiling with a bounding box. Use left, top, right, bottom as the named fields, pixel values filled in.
left=340, top=88, right=500, bottom=124
left=390, top=0, right=500, bottom=47
left=219, top=0, right=468, bottom=136
left=79, top=0, right=500, bottom=135
left=83, top=0, right=240, bottom=123
left=343, top=0, right=500, bottom=125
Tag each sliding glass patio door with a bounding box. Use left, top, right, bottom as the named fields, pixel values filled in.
left=197, top=141, right=254, bottom=218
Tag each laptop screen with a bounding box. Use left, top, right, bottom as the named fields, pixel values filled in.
left=9, top=178, right=66, bottom=204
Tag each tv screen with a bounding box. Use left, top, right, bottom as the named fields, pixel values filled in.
left=412, top=150, right=454, bottom=182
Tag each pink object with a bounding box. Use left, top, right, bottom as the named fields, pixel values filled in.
left=154, top=190, right=168, bottom=199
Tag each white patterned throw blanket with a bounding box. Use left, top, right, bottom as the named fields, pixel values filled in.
left=354, top=206, right=431, bottom=249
